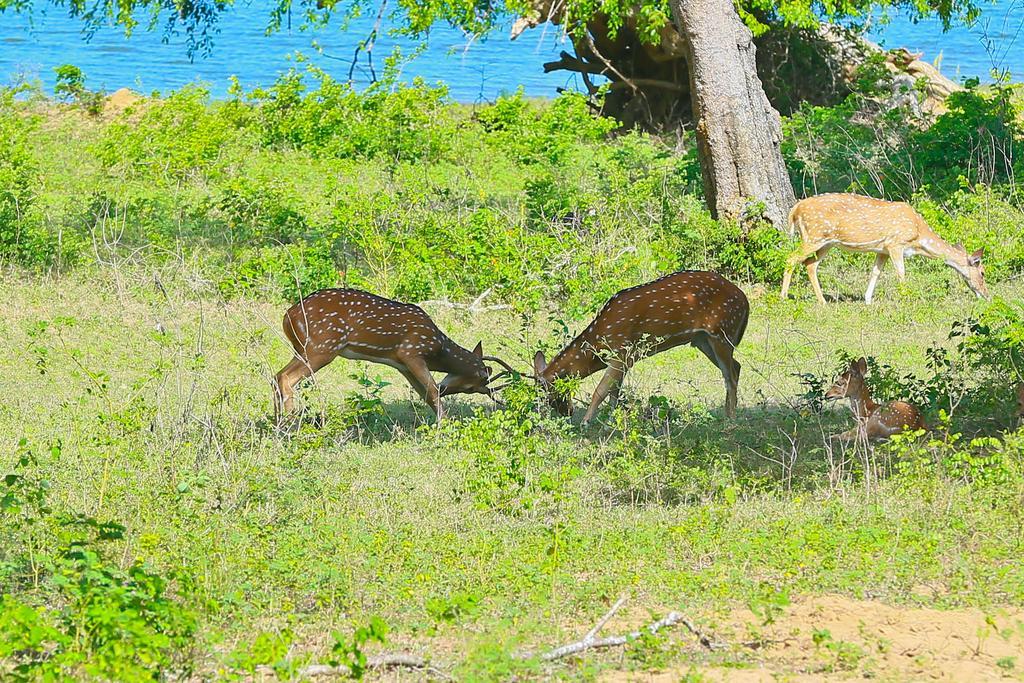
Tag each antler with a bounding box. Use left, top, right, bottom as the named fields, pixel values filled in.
left=482, top=355, right=518, bottom=375
left=482, top=355, right=538, bottom=385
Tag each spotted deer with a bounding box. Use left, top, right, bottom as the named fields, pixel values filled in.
left=780, top=193, right=989, bottom=304
left=273, top=288, right=516, bottom=422
left=533, top=271, right=749, bottom=421
left=825, top=357, right=925, bottom=442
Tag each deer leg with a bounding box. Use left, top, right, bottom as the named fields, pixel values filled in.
left=274, top=357, right=309, bottom=418
left=781, top=242, right=821, bottom=301
left=402, top=357, right=443, bottom=421
left=887, top=247, right=906, bottom=282
left=864, top=253, right=889, bottom=304
left=274, top=352, right=332, bottom=421
left=583, top=365, right=626, bottom=423
left=696, top=334, right=740, bottom=418
left=829, top=424, right=863, bottom=442
left=607, top=382, right=623, bottom=409
left=804, top=245, right=832, bottom=305
left=397, top=368, right=429, bottom=403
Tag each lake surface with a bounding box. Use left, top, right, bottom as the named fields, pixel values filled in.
left=1, top=2, right=1022, bottom=101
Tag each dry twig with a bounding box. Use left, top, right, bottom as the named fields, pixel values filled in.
left=419, top=288, right=512, bottom=313
left=520, top=596, right=725, bottom=662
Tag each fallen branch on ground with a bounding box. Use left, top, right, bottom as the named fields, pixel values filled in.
left=522, top=596, right=726, bottom=662
left=251, top=600, right=724, bottom=676
left=419, top=288, right=512, bottom=313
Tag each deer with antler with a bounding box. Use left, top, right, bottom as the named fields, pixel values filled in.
left=273, top=288, right=517, bottom=422
left=780, top=193, right=989, bottom=304
left=825, top=357, right=925, bottom=442
left=533, top=271, right=749, bottom=421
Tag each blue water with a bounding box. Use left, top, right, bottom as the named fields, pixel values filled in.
left=0, top=2, right=1022, bottom=101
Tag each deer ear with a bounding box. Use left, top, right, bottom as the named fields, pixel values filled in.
left=969, top=248, right=984, bottom=266
left=533, top=351, right=548, bottom=376
left=855, top=357, right=868, bottom=375
left=472, top=341, right=483, bottom=357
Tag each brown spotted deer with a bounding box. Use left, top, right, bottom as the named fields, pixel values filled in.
left=825, top=357, right=925, bottom=442
left=533, top=271, right=749, bottom=421
left=273, top=288, right=516, bottom=422
left=780, top=193, right=989, bottom=304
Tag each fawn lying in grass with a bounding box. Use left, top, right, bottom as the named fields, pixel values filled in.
left=825, top=357, right=925, bottom=442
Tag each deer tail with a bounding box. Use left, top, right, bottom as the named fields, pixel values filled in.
left=786, top=203, right=801, bottom=238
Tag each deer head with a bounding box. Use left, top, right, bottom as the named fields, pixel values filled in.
left=825, top=357, right=868, bottom=402
left=438, top=342, right=492, bottom=397
left=533, top=351, right=573, bottom=416
left=951, top=244, right=989, bottom=299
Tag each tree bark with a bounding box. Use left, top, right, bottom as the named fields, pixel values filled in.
left=670, top=0, right=795, bottom=228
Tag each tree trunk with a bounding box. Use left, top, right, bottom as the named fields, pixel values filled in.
left=671, top=0, right=795, bottom=228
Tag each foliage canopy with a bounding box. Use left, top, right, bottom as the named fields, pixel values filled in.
left=0, top=0, right=983, bottom=57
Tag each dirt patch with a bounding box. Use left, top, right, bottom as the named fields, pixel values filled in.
left=104, top=87, right=142, bottom=116
left=601, top=594, right=1024, bottom=682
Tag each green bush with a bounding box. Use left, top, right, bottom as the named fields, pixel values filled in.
left=10, top=60, right=1024, bottom=306
left=215, top=174, right=311, bottom=246
left=242, top=62, right=456, bottom=162
left=97, top=85, right=235, bottom=180
left=218, top=241, right=339, bottom=301
left=53, top=64, right=106, bottom=115
left=475, top=89, right=617, bottom=165
left=784, top=76, right=1024, bottom=203
left=0, top=91, right=55, bottom=266
left=903, top=84, right=1024, bottom=197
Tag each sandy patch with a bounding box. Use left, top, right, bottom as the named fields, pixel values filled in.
left=104, top=87, right=142, bottom=116
left=600, top=594, right=1024, bottom=682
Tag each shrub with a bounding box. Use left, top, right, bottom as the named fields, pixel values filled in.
left=243, top=61, right=456, bottom=162
left=214, top=174, right=311, bottom=246
left=710, top=222, right=790, bottom=284
left=784, top=76, right=1024, bottom=202
left=474, top=89, right=617, bottom=165
left=97, top=85, right=235, bottom=180
left=218, top=241, right=339, bottom=301
left=0, top=91, right=53, bottom=266
left=53, top=64, right=106, bottom=115
left=904, top=83, right=1023, bottom=197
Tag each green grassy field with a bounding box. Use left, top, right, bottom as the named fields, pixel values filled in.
left=4, top=74, right=1024, bottom=680
left=3, top=261, right=1023, bottom=680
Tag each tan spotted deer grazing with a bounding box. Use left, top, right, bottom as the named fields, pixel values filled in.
left=780, top=193, right=989, bottom=304
left=825, top=357, right=925, bottom=442
left=533, top=271, right=749, bottom=421
left=274, top=288, right=516, bottom=422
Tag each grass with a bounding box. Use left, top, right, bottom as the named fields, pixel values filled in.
left=3, top=75, right=1024, bottom=678
left=2, top=259, right=1023, bottom=679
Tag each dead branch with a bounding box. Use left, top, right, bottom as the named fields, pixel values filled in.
left=248, top=605, right=723, bottom=678
left=521, top=598, right=725, bottom=663
left=543, top=50, right=607, bottom=75
left=419, top=288, right=512, bottom=313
